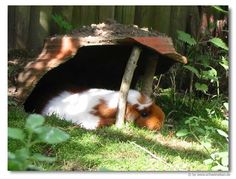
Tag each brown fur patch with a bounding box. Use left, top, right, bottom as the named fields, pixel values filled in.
left=92, top=99, right=117, bottom=118
left=97, top=118, right=116, bottom=128
left=90, top=96, right=165, bottom=130
left=135, top=104, right=165, bottom=130
left=91, top=99, right=117, bottom=128
left=125, top=104, right=139, bottom=122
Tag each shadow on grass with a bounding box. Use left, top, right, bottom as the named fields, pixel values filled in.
left=8, top=106, right=209, bottom=171
left=53, top=125, right=209, bottom=171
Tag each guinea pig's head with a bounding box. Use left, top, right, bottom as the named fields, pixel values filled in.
left=125, top=95, right=165, bottom=131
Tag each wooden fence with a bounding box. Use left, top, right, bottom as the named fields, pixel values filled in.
left=8, top=6, right=201, bottom=51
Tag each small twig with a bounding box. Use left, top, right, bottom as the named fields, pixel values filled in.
left=165, top=124, right=174, bottom=128
left=166, top=110, right=178, bottom=121
left=129, top=141, right=172, bottom=168
left=155, top=74, right=163, bottom=91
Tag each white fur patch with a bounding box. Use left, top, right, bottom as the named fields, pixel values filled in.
left=42, top=89, right=152, bottom=129
left=127, top=90, right=152, bottom=110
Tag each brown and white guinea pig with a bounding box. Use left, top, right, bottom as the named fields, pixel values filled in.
left=41, top=88, right=165, bottom=130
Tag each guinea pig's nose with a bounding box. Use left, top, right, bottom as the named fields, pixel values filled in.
left=135, top=117, right=163, bottom=131
left=148, top=122, right=163, bottom=131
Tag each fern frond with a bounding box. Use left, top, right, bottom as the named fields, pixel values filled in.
left=209, top=38, right=228, bottom=51
left=177, top=30, right=197, bottom=46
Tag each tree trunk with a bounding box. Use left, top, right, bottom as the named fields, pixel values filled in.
left=116, top=46, right=142, bottom=128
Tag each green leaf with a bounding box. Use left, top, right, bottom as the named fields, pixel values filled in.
left=209, top=38, right=228, bottom=51
left=212, top=6, right=228, bottom=14
left=216, top=129, right=228, bottom=138
left=211, top=152, right=218, bottom=160
left=25, top=114, right=45, bottom=131
left=208, top=67, right=217, bottom=77
left=223, top=102, right=228, bottom=111
left=221, top=120, right=228, bottom=128
left=204, top=126, right=215, bottom=132
left=195, top=83, right=208, bottom=93
left=195, top=127, right=206, bottom=135
left=177, top=30, right=197, bottom=46
left=198, top=54, right=210, bottom=67
left=184, top=116, right=199, bottom=125
left=184, top=65, right=200, bottom=78
left=8, top=152, right=16, bottom=159
left=203, top=158, right=214, bottom=165
left=52, top=14, right=73, bottom=32
left=202, top=142, right=212, bottom=149
left=36, top=126, right=70, bottom=144
left=201, top=67, right=218, bottom=82
left=32, top=153, right=56, bottom=162
left=176, top=129, right=189, bottom=137
left=15, top=148, right=30, bottom=161
left=219, top=56, right=229, bottom=71
left=8, top=159, right=26, bottom=171
left=8, top=128, right=25, bottom=141
left=8, top=149, right=29, bottom=171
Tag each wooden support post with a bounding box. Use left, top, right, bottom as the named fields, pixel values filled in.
left=115, top=46, right=142, bottom=128
left=140, top=57, right=158, bottom=97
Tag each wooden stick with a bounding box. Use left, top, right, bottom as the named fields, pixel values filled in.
left=115, top=46, right=142, bottom=128
left=129, top=141, right=172, bottom=168
left=140, top=57, right=158, bottom=97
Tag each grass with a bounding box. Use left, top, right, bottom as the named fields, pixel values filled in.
left=8, top=90, right=229, bottom=171
left=7, top=47, right=229, bottom=171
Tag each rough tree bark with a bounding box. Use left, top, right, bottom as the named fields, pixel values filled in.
left=116, top=46, right=142, bottom=128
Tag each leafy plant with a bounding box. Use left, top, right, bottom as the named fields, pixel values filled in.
left=175, top=106, right=229, bottom=171
left=177, top=29, right=228, bottom=96
left=209, top=38, right=228, bottom=51
left=8, top=114, right=70, bottom=171
left=177, top=30, right=197, bottom=46
left=204, top=151, right=229, bottom=171
left=51, top=14, right=73, bottom=33
left=212, top=6, right=228, bottom=14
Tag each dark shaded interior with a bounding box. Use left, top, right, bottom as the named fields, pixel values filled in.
left=24, top=44, right=175, bottom=113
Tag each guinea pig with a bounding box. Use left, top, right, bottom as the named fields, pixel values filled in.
left=41, top=88, right=165, bottom=130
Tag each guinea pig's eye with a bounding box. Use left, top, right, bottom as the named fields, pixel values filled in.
left=141, top=111, right=149, bottom=118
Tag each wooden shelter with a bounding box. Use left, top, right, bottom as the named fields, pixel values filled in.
left=16, top=21, right=187, bottom=112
